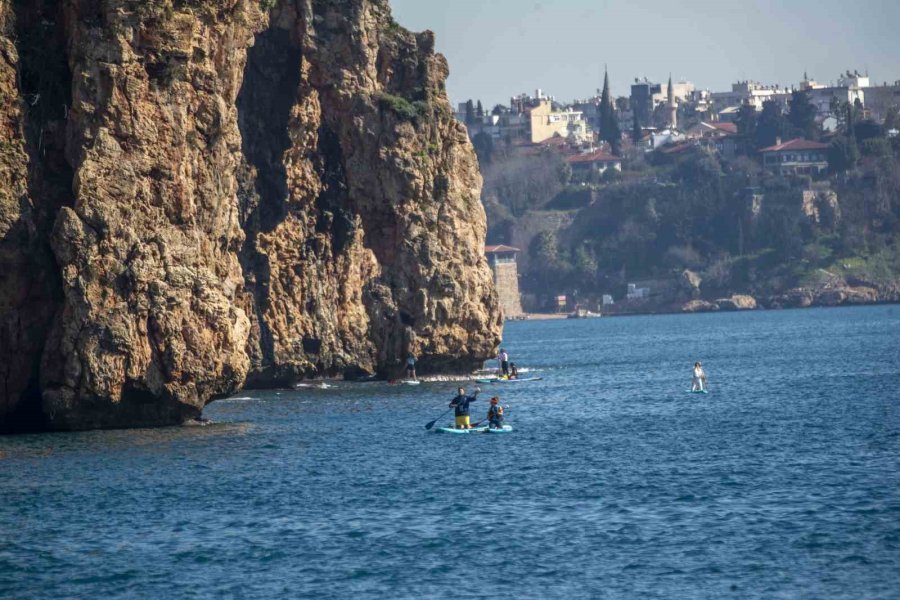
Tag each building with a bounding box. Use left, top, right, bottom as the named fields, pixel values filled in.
left=801, top=70, right=868, bottom=117
left=651, top=128, right=686, bottom=149
left=759, top=138, right=829, bottom=176
left=685, top=121, right=739, bottom=159
left=566, top=150, right=622, bottom=176
left=485, top=245, right=524, bottom=318
left=630, top=79, right=663, bottom=126
left=711, top=81, right=789, bottom=114
left=526, top=99, right=591, bottom=144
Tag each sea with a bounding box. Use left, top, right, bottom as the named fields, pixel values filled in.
left=1, top=305, right=899, bottom=599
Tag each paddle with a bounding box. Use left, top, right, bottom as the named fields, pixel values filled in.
left=425, top=407, right=453, bottom=430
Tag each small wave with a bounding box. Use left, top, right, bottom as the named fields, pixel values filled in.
left=294, top=383, right=334, bottom=390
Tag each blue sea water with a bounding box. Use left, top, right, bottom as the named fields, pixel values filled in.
left=2, top=305, right=900, bottom=599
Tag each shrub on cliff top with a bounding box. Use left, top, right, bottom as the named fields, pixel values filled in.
left=375, top=92, right=428, bottom=122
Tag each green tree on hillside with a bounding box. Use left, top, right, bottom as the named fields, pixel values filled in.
left=598, top=67, right=622, bottom=154
left=464, top=99, right=475, bottom=125
left=631, top=111, right=642, bottom=144
left=755, top=100, right=785, bottom=149
left=884, top=106, right=899, bottom=130
left=476, top=100, right=484, bottom=119
left=735, top=104, right=758, bottom=152
left=472, top=131, right=494, bottom=164
left=787, top=90, right=818, bottom=139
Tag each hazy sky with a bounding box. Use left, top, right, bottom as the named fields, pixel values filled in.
left=390, top=0, right=900, bottom=108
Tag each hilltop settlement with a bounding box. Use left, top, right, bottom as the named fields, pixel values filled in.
left=461, top=70, right=900, bottom=317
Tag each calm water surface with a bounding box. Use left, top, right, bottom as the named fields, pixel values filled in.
left=2, top=306, right=899, bottom=598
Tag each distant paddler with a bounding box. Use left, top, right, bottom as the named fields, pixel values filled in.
left=691, top=362, right=707, bottom=392
left=405, top=352, right=417, bottom=381
left=449, top=386, right=480, bottom=429
left=498, top=348, right=510, bottom=378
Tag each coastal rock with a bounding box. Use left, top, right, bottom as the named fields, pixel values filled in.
left=0, top=0, right=500, bottom=432
left=715, top=294, right=758, bottom=311
left=681, top=300, right=719, bottom=313
left=816, top=286, right=879, bottom=306
left=680, top=270, right=702, bottom=299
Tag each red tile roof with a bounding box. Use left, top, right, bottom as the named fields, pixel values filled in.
left=712, top=122, right=738, bottom=134
left=565, top=150, right=621, bottom=164
left=759, top=138, right=829, bottom=152
left=659, top=141, right=695, bottom=154
left=485, top=245, right=520, bottom=254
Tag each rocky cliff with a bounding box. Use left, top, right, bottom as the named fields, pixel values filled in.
left=0, top=0, right=501, bottom=432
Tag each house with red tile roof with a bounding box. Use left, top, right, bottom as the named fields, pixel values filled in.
left=565, top=149, right=622, bottom=176
left=759, top=138, right=829, bottom=175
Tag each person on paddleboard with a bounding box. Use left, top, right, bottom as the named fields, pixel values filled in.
left=691, top=362, right=707, bottom=392
left=406, top=353, right=417, bottom=380
left=498, top=349, right=510, bottom=378
left=509, top=362, right=519, bottom=379
left=449, top=386, right=480, bottom=429
left=487, top=397, right=504, bottom=429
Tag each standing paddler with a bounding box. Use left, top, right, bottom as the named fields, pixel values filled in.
left=449, top=386, right=480, bottom=429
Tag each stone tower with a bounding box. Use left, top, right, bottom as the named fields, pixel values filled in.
left=485, top=245, right=524, bottom=318
left=667, top=74, right=677, bottom=129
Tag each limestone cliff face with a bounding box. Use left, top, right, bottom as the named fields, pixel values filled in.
left=0, top=0, right=500, bottom=432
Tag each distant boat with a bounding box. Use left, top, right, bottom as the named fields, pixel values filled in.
left=567, top=308, right=601, bottom=319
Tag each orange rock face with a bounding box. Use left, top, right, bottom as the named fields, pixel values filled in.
left=0, top=0, right=500, bottom=432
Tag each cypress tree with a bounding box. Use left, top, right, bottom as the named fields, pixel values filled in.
left=476, top=100, right=484, bottom=118
left=598, top=67, right=622, bottom=154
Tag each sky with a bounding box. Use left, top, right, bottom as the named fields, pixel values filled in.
left=389, top=0, right=900, bottom=109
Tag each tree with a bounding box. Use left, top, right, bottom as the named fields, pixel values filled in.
left=598, top=67, right=622, bottom=155
left=464, top=99, right=475, bottom=125
left=787, top=90, right=818, bottom=139
left=476, top=100, right=484, bottom=118
left=632, top=111, right=642, bottom=144
left=735, top=104, right=758, bottom=152
left=491, top=104, right=506, bottom=117
left=884, top=106, right=899, bottom=131
left=755, top=100, right=785, bottom=149
left=472, top=131, right=494, bottom=164
left=828, top=137, right=859, bottom=173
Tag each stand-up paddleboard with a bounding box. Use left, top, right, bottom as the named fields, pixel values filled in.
left=433, top=425, right=513, bottom=434
left=687, top=389, right=709, bottom=394
left=477, top=377, right=543, bottom=384
left=390, top=379, right=421, bottom=386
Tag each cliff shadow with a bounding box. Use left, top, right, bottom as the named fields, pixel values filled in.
left=1, top=0, right=73, bottom=433
left=236, top=26, right=302, bottom=378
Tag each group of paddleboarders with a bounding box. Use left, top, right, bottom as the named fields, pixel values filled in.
left=449, top=386, right=505, bottom=429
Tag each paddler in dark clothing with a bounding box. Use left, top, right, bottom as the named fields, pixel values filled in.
left=508, top=363, right=519, bottom=379
left=487, top=397, right=504, bottom=429
left=449, top=386, right=480, bottom=429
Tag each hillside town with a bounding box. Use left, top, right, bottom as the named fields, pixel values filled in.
left=459, top=69, right=899, bottom=173
left=462, top=69, right=900, bottom=318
